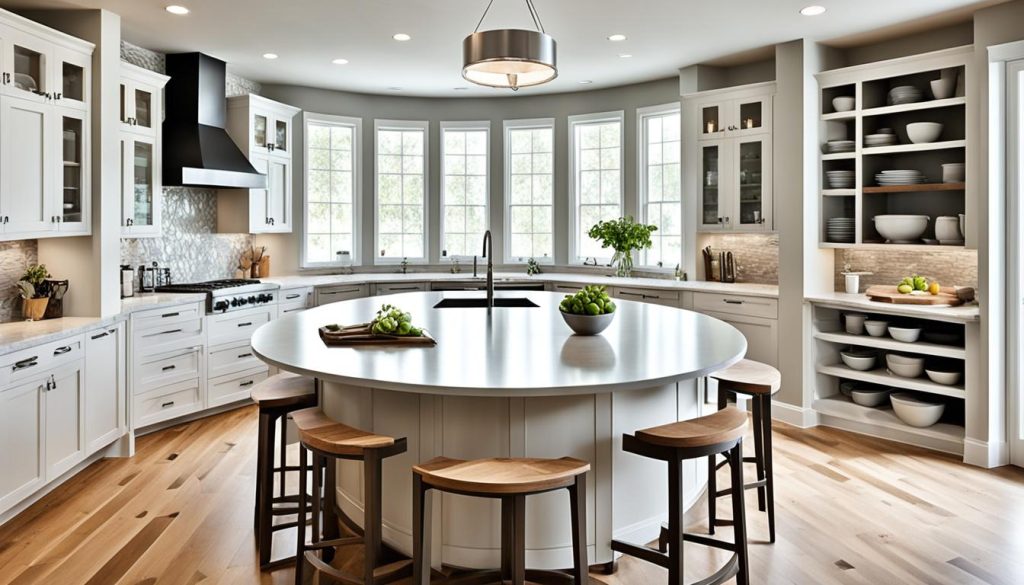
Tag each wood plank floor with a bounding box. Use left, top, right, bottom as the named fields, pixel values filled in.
left=0, top=404, right=1022, bottom=585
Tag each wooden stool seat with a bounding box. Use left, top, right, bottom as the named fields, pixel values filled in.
left=711, top=359, right=781, bottom=395
left=635, top=407, right=748, bottom=449
left=291, top=408, right=396, bottom=456
left=414, top=456, right=590, bottom=495
left=250, top=373, right=317, bottom=409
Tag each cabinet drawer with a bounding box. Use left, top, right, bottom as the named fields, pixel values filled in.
left=315, top=284, right=369, bottom=306
left=278, top=301, right=307, bottom=316
left=132, top=318, right=204, bottom=357
left=207, top=306, right=273, bottom=346
left=134, top=378, right=202, bottom=428
left=208, top=339, right=263, bottom=379
left=208, top=367, right=267, bottom=408
left=702, top=310, right=778, bottom=368
left=613, top=287, right=680, bottom=306
left=131, top=302, right=203, bottom=332
left=135, top=346, right=201, bottom=394
left=549, top=282, right=590, bottom=293
left=693, top=292, right=778, bottom=319
left=0, top=335, right=84, bottom=389
left=374, top=282, right=427, bottom=295
left=279, top=287, right=311, bottom=305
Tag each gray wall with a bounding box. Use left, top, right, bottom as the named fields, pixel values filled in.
left=258, top=78, right=680, bottom=274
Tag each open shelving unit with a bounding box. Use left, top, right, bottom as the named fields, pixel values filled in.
left=815, top=46, right=972, bottom=250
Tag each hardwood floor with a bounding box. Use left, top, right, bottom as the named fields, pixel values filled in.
left=0, top=404, right=1022, bottom=585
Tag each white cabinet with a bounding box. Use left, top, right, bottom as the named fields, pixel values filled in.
left=85, top=324, right=126, bottom=453
left=612, top=286, right=680, bottom=307
left=374, top=282, right=428, bottom=296
left=315, top=284, right=369, bottom=306
left=692, top=292, right=779, bottom=367
left=0, top=374, right=45, bottom=512
left=697, top=92, right=772, bottom=140
left=44, top=363, right=85, bottom=481
left=278, top=287, right=312, bottom=316
left=120, top=63, right=168, bottom=237
left=218, top=94, right=300, bottom=234
left=0, top=96, right=52, bottom=234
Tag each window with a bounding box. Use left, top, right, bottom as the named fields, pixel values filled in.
left=638, top=104, right=682, bottom=268
left=304, top=112, right=360, bottom=267
left=569, top=111, right=623, bottom=262
left=441, top=122, right=489, bottom=258
left=505, top=119, right=554, bottom=262
left=375, top=120, right=427, bottom=261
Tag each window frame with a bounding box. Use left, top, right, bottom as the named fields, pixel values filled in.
left=373, top=119, right=429, bottom=264
left=637, top=102, right=683, bottom=271
left=567, top=110, right=625, bottom=264
left=440, top=120, right=491, bottom=261
left=503, top=117, right=556, bottom=265
left=301, top=111, right=362, bottom=269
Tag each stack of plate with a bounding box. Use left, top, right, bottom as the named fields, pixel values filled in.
left=825, top=140, right=855, bottom=154
left=864, top=133, right=898, bottom=147
left=825, top=170, right=855, bottom=189
left=875, top=169, right=926, bottom=186
left=826, top=217, right=855, bottom=243
left=888, top=85, right=923, bottom=105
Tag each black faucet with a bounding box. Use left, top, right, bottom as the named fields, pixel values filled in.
left=482, top=230, right=493, bottom=310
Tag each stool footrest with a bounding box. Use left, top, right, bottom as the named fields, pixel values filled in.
left=306, top=535, right=363, bottom=550
left=612, top=538, right=740, bottom=585
left=713, top=479, right=767, bottom=499
left=304, top=552, right=411, bottom=585
left=611, top=539, right=668, bottom=569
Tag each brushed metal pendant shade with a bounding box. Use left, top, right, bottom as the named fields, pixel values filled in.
left=463, top=0, right=557, bottom=91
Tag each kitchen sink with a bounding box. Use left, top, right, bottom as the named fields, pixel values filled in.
left=433, top=298, right=539, bottom=309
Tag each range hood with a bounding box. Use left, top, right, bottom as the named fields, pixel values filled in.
left=163, top=53, right=267, bottom=189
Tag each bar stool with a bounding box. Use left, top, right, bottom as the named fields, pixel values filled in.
left=251, top=373, right=319, bottom=569
left=412, top=456, right=590, bottom=585
left=706, top=359, right=781, bottom=543
left=293, top=408, right=411, bottom=585
left=612, top=407, right=750, bottom=585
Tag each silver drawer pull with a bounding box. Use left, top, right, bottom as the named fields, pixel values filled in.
left=53, top=346, right=73, bottom=355
left=158, top=329, right=182, bottom=336
left=161, top=401, right=175, bottom=408
left=644, top=295, right=660, bottom=299
left=90, top=331, right=109, bottom=340
left=12, top=357, right=38, bottom=372
left=389, top=286, right=419, bottom=291
left=324, top=288, right=359, bottom=295
left=237, top=322, right=253, bottom=327
left=161, top=365, right=176, bottom=371
left=161, top=312, right=180, bottom=318
left=239, top=380, right=255, bottom=387
left=723, top=299, right=744, bottom=305
left=237, top=352, right=253, bottom=359
left=285, top=294, right=301, bottom=300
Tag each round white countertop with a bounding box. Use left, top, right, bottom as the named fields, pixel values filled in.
left=251, top=291, right=747, bottom=397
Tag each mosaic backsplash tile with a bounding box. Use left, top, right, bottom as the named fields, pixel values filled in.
left=696, top=233, right=779, bottom=284
left=835, top=248, right=979, bottom=291
left=0, top=241, right=39, bottom=322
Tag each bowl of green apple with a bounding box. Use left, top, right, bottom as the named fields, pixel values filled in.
left=558, top=285, right=617, bottom=335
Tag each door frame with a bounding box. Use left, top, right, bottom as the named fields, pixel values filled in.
left=1007, top=56, right=1024, bottom=467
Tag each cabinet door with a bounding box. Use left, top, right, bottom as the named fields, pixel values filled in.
left=698, top=101, right=727, bottom=140
left=2, top=31, right=51, bottom=103
left=123, top=135, right=160, bottom=236
left=44, top=364, right=85, bottom=480
left=730, top=95, right=771, bottom=137
left=85, top=326, right=125, bottom=454
left=1, top=97, right=55, bottom=234
left=265, top=157, right=290, bottom=231
left=732, top=135, right=772, bottom=231
left=252, top=110, right=270, bottom=152
left=58, top=108, right=89, bottom=232
left=699, top=141, right=729, bottom=230
left=52, top=47, right=89, bottom=111
left=248, top=153, right=271, bottom=232
left=0, top=377, right=45, bottom=511
left=703, top=310, right=778, bottom=367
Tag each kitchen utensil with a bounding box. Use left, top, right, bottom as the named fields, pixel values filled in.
left=841, top=350, right=876, bottom=371
left=935, top=216, right=960, bottom=242
left=906, top=122, right=943, bottom=144
left=864, top=320, right=889, bottom=337
left=560, top=310, right=615, bottom=336
left=138, top=263, right=157, bottom=292
left=887, top=326, right=922, bottom=343
left=845, top=313, right=866, bottom=335
left=890, top=392, right=945, bottom=427
left=864, top=285, right=966, bottom=306
left=845, top=274, right=861, bottom=294
left=925, top=369, right=962, bottom=385
left=258, top=255, right=271, bottom=278
left=850, top=387, right=891, bottom=407
left=886, top=353, right=925, bottom=378
left=873, top=215, right=929, bottom=243
left=720, top=251, right=736, bottom=283
left=121, top=265, right=135, bottom=298
left=832, top=96, right=855, bottom=112
left=43, top=279, right=69, bottom=320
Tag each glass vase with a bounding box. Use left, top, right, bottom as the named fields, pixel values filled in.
left=612, top=250, right=634, bottom=278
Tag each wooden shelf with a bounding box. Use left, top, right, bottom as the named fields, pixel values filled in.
left=817, top=364, right=966, bottom=399
left=813, top=396, right=965, bottom=449
left=863, top=140, right=966, bottom=155
left=814, top=330, right=966, bottom=359
left=861, top=96, right=966, bottom=117
left=843, top=242, right=965, bottom=251
left=863, top=182, right=965, bottom=193
left=822, top=189, right=855, bottom=196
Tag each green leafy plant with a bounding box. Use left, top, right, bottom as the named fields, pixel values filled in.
left=18, top=264, right=50, bottom=299
left=526, top=258, right=541, bottom=276
left=587, top=217, right=657, bottom=277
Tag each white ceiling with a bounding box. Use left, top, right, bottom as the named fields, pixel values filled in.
left=1, top=0, right=1003, bottom=97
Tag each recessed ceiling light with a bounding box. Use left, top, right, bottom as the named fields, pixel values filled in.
left=262, top=53, right=278, bottom=60
left=578, top=80, right=593, bottom=84
left=607, top=34, right=627, bottom=42
left=618, top=54, right=633, bottom=59
left=332, top=58, right=349, bottom=65
left=165, top=5, right=189, bottom=15
left=800, top=5, right=826, bottom=15
left=393, top=33, right=411, bottom=42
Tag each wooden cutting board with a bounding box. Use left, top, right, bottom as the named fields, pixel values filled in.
left=318, top=323, right=437, bottom=347
left=864, top=285, right=967, bottom=306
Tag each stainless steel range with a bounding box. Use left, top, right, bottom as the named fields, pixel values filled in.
left=154, top=279, right=278, bottom=313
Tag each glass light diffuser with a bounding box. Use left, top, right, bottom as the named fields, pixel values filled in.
left=463, top=28, right=557, bottom=90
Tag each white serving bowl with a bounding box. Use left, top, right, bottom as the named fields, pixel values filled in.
left=930, top=78, right=955, bottom=100
left=887, top=326, right=921, bottom=343
left=886, top=353, right=925, bottom=378
left=850, top=387, right=891, bottom=407
left=864, top=320, right=889, bottom=337
left=873, top=215, right=929, bottom=243
left=890, top=392, right=945, bottom=427
left=906, top=122, right=944, bottom=144
left=845, top=313, right=866, bottom=335
left=925, top=369, right=962, bottom=385
left=935, top=216, right=961, bottom=241
left=841, top=351, right=876, bottom=371
left=839, top=381, right=856, bottom=397
left=832, top=96, right=855, bottom=112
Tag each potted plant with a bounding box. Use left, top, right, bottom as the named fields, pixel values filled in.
left=17, top=264, right=50, bottom=321
left=587, top=217, right=658, bottom=277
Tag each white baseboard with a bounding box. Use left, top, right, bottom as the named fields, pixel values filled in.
left=771, top=401, right=818, bottom=428
left=964, top=438, right=1010, bottom=468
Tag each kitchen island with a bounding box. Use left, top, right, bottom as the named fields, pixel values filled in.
left=251, top=290, right=746, bottom=569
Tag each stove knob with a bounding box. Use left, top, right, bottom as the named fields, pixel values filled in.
left=248, top=295, right=257, bottom=304
left=230, top=299, right=239, bottom=307
left=214, top=300, right=229, bottom=312
left=261, top=294, right=273, bottom=303
left=239, top=298, right=248, bottom=306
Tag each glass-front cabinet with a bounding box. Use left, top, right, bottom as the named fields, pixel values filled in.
left=119, top=62, right=169, bottom=237
left=59, top=110, right=88, bottom=232
left=120, top=79, right=154, bottom=133
left=700, top=142, right=724, bottom=228
left=2, top=30, right=51, bottom=103
left=250, top=110, right=291, bottom=154
left=735, top=136, right=772, bottom=229
left=697, top=91, right=772, bottom=140
left=53, top=47, right=89, bottom=111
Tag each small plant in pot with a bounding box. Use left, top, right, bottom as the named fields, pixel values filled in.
left=18, top=264, right=51, bottom=321
left=587, top=217, right=657, bottom=278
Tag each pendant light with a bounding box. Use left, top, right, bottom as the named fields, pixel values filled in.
left=463, top=0, right=557, bottom=91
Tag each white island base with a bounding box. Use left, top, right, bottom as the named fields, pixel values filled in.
left=321, top=379, right=707, bottom=570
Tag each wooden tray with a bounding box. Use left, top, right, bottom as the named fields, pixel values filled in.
left=864, top=285, right=970, bottom=306
left=318, top=323, right=437, bottom=347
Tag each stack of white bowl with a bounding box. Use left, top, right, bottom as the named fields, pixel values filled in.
left=875, top=169, right=926, bottom=186
left=935, top=216, right=964, bottom=245
left=942, top=163, right=965, bottom=183
left=825, top=169, right=854, bottom=188
left=864, top=130, right=897, bottom=147
left=890, top=392, right=945, bottom=427
left=826, top=218, right=855, bottom=243
left=825, top=140, right=855, bottom=154
left=906, top=122, right=944, bottom=144
left=888, top=85, right=923, bottom=105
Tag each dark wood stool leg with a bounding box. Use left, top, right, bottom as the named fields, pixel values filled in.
left=412, top=474, right=429, bottom=585
left=729, top=441, right=750, bottom=585
left=364, top=449, right=383, bottom=585
left=278, top=414, right=288, bottom=499
left=512, top=494, right=527, bottom=585
left=322, top=458, right=340, bottom=539
left=295, top=444, right=309, bottom=585
left=751, top=395, right=767, bottom=512
left=569, top=474, right=588, bottom=584
left=667, top=455, right=685, bottom=585
left=258, top=411, right=277, bottom=567
left=763, top=396, right=777, bottom=543
left=255, top=410, right=269, bottom=533
left=500, top=496, right=513, bottom=582
left=707, top=387, right=728, bottom=535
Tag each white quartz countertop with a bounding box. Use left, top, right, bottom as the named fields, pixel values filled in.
left=805, top=292, right=981, bottom=323
left=0, top=316, right=125, bottom=355
left=251, top=290, right=748, bottom=397
left=120, top=292, right=208, bottom=313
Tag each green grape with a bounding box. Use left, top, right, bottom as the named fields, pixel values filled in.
left=397, top=321, right=412, bottom=335
left=604, top=301, right=616, bottom=313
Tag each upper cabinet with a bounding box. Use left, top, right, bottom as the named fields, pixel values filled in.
left=119, top=62, right=169, bottom=238
left=0, top=9, right=93, bottom=241
left=688, top=82, right=775, bottom=232
left=218, top=94, right=300, bottom=234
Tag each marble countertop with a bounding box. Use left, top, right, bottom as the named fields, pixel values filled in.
left=120, top=292, right=208, bottom=313
left=251, top=290, right=748, bottom=397
left=805, top=292, right=981, bottom=323
left=0, top=316, right=126, bottom=355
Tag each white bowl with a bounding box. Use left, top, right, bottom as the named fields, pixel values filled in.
left=959, top=213, right=966, bottom=239
left=935, top=216, right=960, bottom=241
left=925, top=369, right=962, bottom=385
left=886, top=353, right=925, bottom=378
left=873, top=215, right=929, bottom=243
left=890, top=392, right=945, bottom=427
left=832, top=96, right=855, bottom=112
left=839, top=381, right=856, bottom=397
left=864, top=320, right=889, bottom=337
left=942, top=163, right=965, bottom=183
left=851, top=387, right=891, bottom=407
left=845, top=313, right=866, bottom=335
left=906, top=122, right=944, bottom=144
left=841, top=351, right=876, bottom=371
left=887, top=326, right=921, bottom=343
left=930, top=78, right=955, bottom=100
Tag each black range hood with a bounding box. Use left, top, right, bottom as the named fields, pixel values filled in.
left=163, top=53, right=266, bottom=189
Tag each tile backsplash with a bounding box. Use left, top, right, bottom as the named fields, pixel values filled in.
left=696, top=233, right=779, bottom=284
left=835, top=248, right=979, bottom=291
left=0, top=241, right=38, bottom=322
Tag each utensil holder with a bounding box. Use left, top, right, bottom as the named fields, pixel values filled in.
left=258, top=255, right=271, bottom=278
left=22, top=298, right=48, bottom=321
